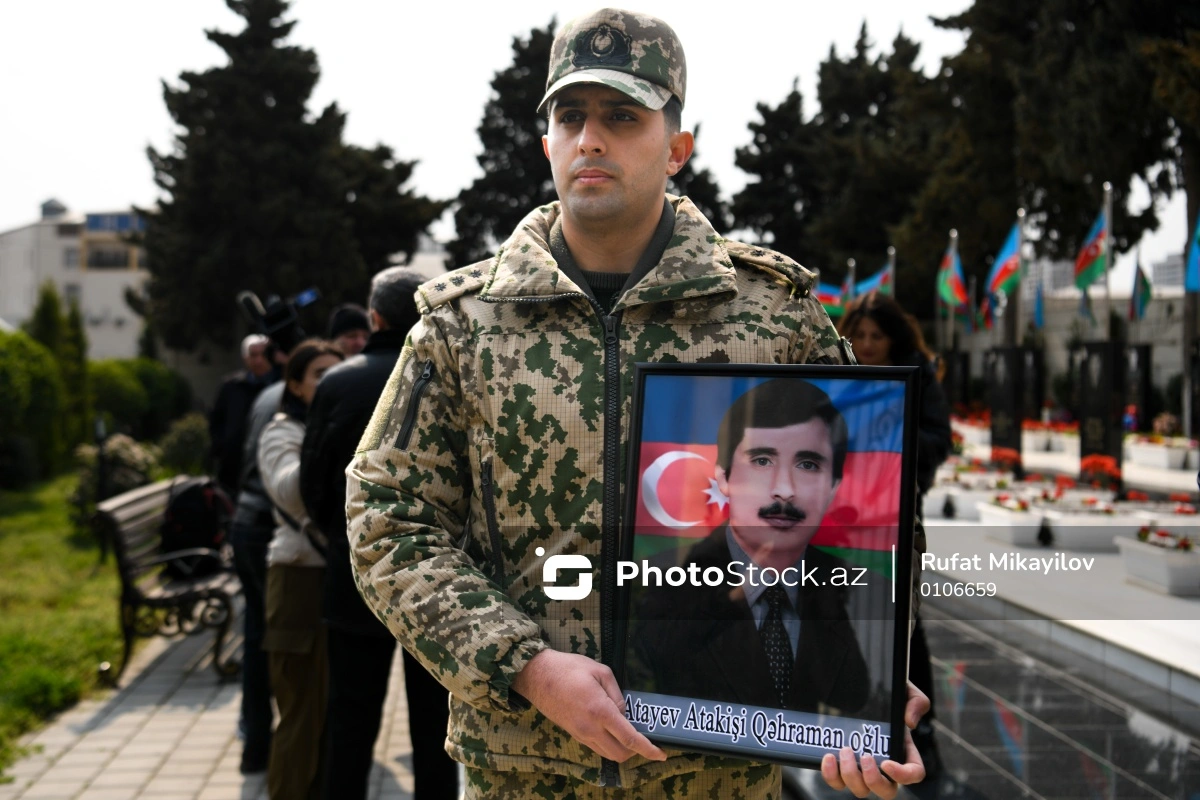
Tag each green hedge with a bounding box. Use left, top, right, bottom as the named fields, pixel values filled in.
left=89, top=358, right=192, bottom=440
left=0, top=331, right=65, bottom=487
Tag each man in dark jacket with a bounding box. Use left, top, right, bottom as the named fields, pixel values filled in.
left=208, top=333, right=272, bottom=496
left=301, top=267, right=456, bottom=800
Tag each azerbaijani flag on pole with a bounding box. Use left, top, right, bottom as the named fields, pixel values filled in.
left=816, top=282, right=844, bottom=317
left=938, top=246, right=968, bottom=306
left=1129, top=260, right=1151, bottom=321
left=856, top=263, right=894, bottom=296
left=632, top=373, right=906, bottom=577
left=986, top=222, right=1022, bottom=297
left=979, top=294, right=994, bottom=331
left=1074, top=210, right=1108, bottom=289
left=1187, top=211, right=1200, bottom=293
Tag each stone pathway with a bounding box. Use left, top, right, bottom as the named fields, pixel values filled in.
left=0, top=615, right=419, bottom=800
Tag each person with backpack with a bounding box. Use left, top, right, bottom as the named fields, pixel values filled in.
left=256, top=339, right=343, bottom=799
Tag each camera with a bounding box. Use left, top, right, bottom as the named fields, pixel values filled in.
left=237, top=288, right=321, bottom=355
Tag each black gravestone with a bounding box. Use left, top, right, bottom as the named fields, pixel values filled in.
left=1020, top=348, right=1045, bottom=422
left=986, top=347, right=1023, bottom=478
left=1079, top=341, right=1124, bottom=491
left=1124, top=345, right=1152, bottom=432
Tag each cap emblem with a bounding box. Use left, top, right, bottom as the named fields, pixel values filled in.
left=573, top=24, right=632, bottom=68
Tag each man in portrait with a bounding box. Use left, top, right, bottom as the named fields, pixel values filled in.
left=631, top=378, right=872, bottom=715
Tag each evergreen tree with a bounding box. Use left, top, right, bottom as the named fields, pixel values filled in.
left=142, top=0, right=443, bottom=350
left=1012, top=0, right=1178, bottom=259
left=448, top=23, right=557, bottom=269
left=62, top=299, right=91, bottom=447
left=668, top=123, right=730, bottom=231
left=806, top=27, right=942, bottom=292
left=730, top=85, right=826, bottom=269
left=1143, top=24, right=1200, bottom=249
left=23, top=281, right=65, bottom=357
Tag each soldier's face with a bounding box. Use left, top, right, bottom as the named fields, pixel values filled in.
left=543, top=85, right=691, bottom=231
left=715, top=420, right=840, bottom=567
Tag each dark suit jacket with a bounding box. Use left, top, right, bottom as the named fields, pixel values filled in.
left=629, top=529, right=871, bottom=715
left=300, top=328, right=406, bottom=636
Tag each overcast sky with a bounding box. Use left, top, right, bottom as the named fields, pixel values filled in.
left=1, top=0, right=1189, bottom=286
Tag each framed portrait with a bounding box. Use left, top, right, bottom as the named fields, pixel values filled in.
left=616, top=363, right=919, bottom=769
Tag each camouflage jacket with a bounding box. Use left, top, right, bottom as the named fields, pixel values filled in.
left=346, top=196, right=852, bottom=787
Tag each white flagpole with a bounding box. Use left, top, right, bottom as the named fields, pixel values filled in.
left=1103, top=181, right=1113, bottom=340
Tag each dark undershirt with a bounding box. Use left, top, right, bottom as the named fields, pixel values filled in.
left=548, top=198, right=677, bottom=314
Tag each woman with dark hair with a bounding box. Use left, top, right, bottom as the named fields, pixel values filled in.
left=839, top=292, right=952, bottom=782
left=257, top=338, right=344, bottom=799
left=840, top=292, right=951, bottom=496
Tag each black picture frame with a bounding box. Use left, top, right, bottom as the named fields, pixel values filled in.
left=615, top=363, right=920, bottom=770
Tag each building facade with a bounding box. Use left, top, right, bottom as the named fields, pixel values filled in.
left=0, top=200, right=148, bottom=359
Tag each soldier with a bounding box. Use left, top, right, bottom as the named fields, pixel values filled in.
left=347, top=8, right=928, bottom=799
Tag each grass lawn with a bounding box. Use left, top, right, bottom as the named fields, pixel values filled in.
left=0, top=474, right=124, bottom=778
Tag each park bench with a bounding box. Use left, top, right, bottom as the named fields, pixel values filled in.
left=90, top=477, right=242, bottom=684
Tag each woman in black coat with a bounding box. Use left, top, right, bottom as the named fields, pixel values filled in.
left=840, top=292, right=953, bottom=782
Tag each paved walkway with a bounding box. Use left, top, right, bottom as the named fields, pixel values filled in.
left=0, top=613, right=420, bottom=800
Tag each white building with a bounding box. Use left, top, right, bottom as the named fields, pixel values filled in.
left=0, top=200, right=148, bottom=359
left=959, top=256, right=1188, bottom=394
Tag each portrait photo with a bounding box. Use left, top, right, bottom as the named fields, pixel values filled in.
left=618, top=364, right=919, bottom=769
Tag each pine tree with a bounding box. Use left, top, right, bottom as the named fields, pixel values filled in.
left=730, top=85, right=825, bottom=268
left=447, top=23, right=557, bottom=268
left=23, top=281, right=65, bottom=357
left=142, top=0, right=443, bottom=349
left=61, top=299, right=91, bottom=447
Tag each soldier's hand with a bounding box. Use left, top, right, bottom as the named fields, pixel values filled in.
left=512, top=649, right=667, bottom=764
left=819, top=680, right=929, bottom=798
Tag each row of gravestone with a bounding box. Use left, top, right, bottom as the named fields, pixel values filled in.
left=944, top=343, right=1160, bottom=491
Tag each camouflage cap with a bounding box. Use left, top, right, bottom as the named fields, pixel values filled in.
left=538, top=8, right=687, bottom=114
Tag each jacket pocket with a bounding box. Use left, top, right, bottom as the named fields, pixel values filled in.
left=395, top=359, right=435, bottom=450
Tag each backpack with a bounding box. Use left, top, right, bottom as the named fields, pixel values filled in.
left=160, top=477, right=234, bottom=579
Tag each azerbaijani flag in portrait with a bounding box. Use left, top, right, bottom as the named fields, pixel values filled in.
left=631, top=373, right=907, bottom=578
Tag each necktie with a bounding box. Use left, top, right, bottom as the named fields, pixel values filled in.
left=759, top=585, right=793, bottom=708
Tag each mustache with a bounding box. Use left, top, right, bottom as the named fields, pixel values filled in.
left=757, top=501, right=806, bottom=521
left=571, top=158, right=621, bottom=177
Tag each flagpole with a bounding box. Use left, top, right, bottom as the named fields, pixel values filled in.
left=888, top=246, right=896, bottom=296
left=1009, top=208, right=1025, bottom=348
left=949, top=229, right=959, bottom=353
left=1103, top=181, right=1113, bottom=340
left=847, top=258, right=856, bottom=303
left=969, top=273, right=978, bottom=340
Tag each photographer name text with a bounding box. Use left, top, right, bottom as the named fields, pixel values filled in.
left=923, top=551, right=1096, bottom=574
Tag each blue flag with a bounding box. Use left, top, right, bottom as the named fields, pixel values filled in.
left=1188, top=211, right=1200, bottom=293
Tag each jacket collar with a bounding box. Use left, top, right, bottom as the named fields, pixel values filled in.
left=479, top=195, right=738, bottom=310
left=362, top=328, right=407, bottom=354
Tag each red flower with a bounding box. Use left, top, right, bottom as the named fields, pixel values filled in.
left=1126, top=490, right=1150, bottom=502
left=1169, top=492, right=1193, bottom=503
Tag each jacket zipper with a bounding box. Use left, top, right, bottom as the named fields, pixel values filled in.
left=597, top=306, right=622, bottom=789
left=396, top=359, right=435, bottom=449
left=480, top=459, right=506, bottom=587
left=480, top=293, right=623, bottom=787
